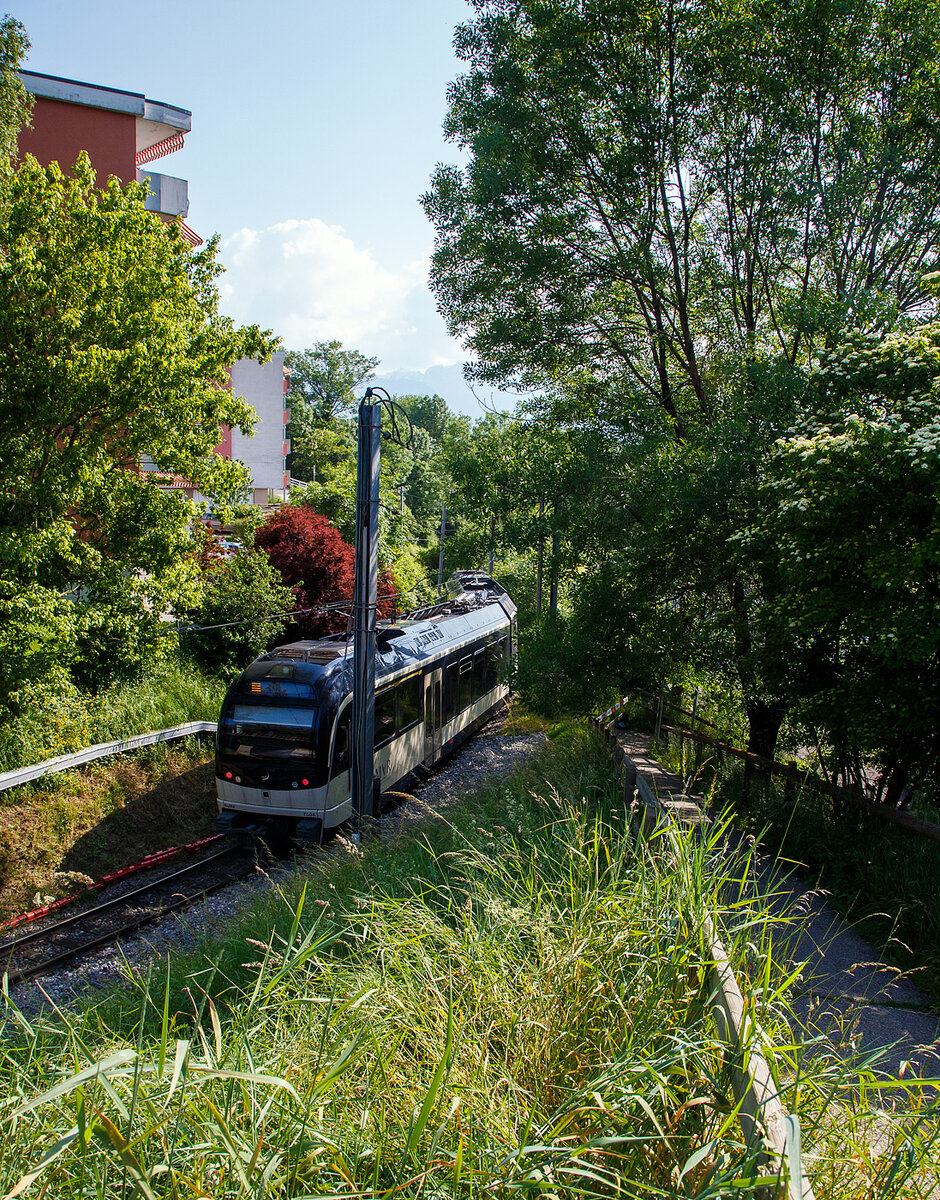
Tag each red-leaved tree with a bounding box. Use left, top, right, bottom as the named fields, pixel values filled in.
left=255, top=506, right=396, bottom=639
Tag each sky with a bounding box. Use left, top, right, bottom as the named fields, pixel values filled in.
left=13, top=0, right=513, bottom=415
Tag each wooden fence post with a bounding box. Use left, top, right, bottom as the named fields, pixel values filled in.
left=623, top=762, right=637, bottom=810
left=654, top=680, right=664, bottom=741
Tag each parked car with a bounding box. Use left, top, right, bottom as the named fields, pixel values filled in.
left=216, top=537, right=244, bottom=559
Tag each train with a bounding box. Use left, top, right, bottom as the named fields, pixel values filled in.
left=214, top=572, right=517, bottom=848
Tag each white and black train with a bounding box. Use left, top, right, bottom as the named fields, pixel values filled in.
left=215, top=572, right=517, bottom=847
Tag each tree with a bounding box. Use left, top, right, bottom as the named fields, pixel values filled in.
left=287, top=412, right=356, bottom=488
left=0, top=15, right=30, bottom=165
left=288, top=390, right=452, bottom=609
left=285, top=341, right=378, bottom=483
left=0, top=152, right=276, bottom=701
left=426, top=0, right=940, bottom=410
left=749, top=322, right=940, bottom=796
left=255, top=506, right=397, bottom=638
left=397, top=393, right=452, bottom=445
left=424, top=0, right=940, bottom=757
left=285, top=342, right=378, bottom=419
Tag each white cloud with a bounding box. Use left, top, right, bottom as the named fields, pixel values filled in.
left=218, top=218, right=464, bottom=371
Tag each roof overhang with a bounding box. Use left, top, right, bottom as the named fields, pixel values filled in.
left=20, top=70, right=191, bottom=161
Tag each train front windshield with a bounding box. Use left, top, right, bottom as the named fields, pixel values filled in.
left=220, top=704, right=320, bottom=761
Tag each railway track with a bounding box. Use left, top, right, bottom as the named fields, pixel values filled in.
left=0, top=846, right=256, bottom=985
left=2, top=710, right=514, bottom=992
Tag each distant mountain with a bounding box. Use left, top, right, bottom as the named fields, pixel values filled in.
left=371, top=363, right=523, bottom=418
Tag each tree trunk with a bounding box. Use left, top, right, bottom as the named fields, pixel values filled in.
left=743, top=699, right=787, bottom=798
left=536, top=495, right=544, bottom=615
left=881, top=758, right=910, bottom=808
left=549, top=508, right=560, bottom=617
left=746, top=700, right=786, bottom=761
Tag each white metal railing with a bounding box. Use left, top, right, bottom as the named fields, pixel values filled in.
left=0, top=721, right=217, bottom=794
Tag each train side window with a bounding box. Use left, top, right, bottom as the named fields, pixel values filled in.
left=445, top=662, right=459, bottom=721
left=375, top=690, right=396, bottom=747
left=473, top=647, right=487, bottom=698
left=485, top=641, right=501, bottom=689
left=458, top=655, right=473, bottom=710
left=331, top=708, right=351, bottom=778
left=398, top=675, right=421, bottom=730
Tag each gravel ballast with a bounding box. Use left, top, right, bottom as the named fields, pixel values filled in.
left=9, top=725, right=547, bottom=1013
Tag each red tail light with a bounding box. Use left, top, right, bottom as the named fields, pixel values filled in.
left=302, top=778, right=309, bottom=787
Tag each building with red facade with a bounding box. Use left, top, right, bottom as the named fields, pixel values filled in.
left=18, top=69, right=291, bottom=505
left=19, top=69, right=200, bottom=244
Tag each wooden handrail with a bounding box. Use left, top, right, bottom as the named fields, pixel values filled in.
left=659, top=722, right=940, bottom=847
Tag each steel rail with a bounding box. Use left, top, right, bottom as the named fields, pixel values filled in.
left=2, top=848, right=253, bottom=986
left=6, top=710, right=507, bottom=989
left=0, top=847, right=238, bottom=960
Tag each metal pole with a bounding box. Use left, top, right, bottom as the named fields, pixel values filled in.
left=437, top=501, right=447, bottom=596
left=352, top=401, right=381, bottom=826
left=488, top=510, right=495, bottom=577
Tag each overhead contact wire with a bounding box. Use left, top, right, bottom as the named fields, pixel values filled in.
left=179, top=592, right=400, bottom=634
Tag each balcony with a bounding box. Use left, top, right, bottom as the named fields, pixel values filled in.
left=137, top=169, right=189, bottom=219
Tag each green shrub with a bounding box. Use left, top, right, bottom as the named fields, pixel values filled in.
left=181, top=550, right=293, bottom=676
left=0, top=582, right=77, bottom=719
left=0, top=656, right=225, bottom=773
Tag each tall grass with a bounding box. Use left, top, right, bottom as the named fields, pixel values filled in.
left=0, top=730, right=937, bottom=1198
left=0, top=657, right=225, bottom=774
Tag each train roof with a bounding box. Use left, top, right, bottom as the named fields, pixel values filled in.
left=245, top=573, right=516, bottom=693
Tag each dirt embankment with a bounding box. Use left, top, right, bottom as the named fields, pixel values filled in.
left=0, top=741, right=217, bottom=920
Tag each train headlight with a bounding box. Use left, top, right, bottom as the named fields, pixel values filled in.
left=291, top=781, right=298, bottom=789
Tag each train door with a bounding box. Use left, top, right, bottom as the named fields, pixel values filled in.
left=424, top=667, right=443, bottom=766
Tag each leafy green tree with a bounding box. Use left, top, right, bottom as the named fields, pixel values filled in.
left=385, top=398, right=459, bottom=544
left=397, top=393, right=452, bottom=445
left=0, top=153, right=276, bottom=701
left=182, top=550, right=293, bottom=677
left=286, top=341, right=378, bottom=483
left=0, top=582, right=77, bottom=715
left=426, top=0, right=940, bottom=410
left=749, top=323, right=940, bottom=796
left=287, top=413, right=356, bottom=488
left=424, top=0, right=940, bottom=756
left=285, top=341, right=378, bottom=418
left=0, top=15, right=30, bottom=165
